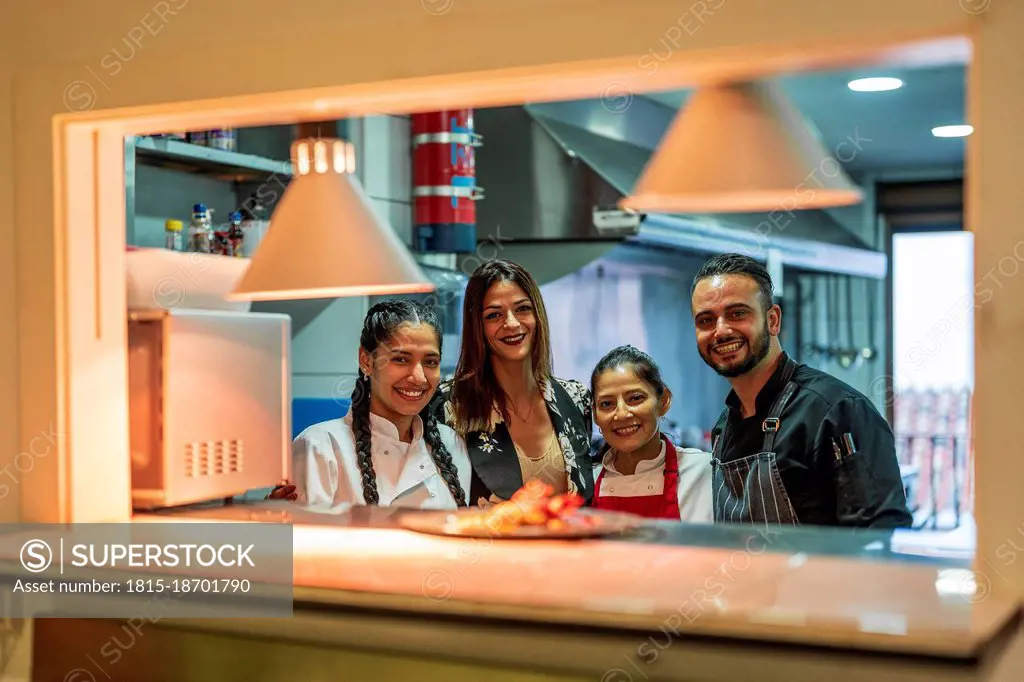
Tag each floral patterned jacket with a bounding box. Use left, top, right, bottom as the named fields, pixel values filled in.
left=430, top=377, right=596, bottom=505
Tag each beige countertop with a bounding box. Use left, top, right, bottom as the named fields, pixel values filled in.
left=288, top=528, right=1015, bottom=659
left=2, top=503, right=1018, bottom=663
left=145, top=503, right=1020, bottom=660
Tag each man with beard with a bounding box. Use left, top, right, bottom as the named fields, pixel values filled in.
left=691, top=254, right=912, bottom=529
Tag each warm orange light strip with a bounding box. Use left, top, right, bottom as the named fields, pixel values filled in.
left=623, top=189, right=865, bottom=213
left=224, top=282, right=436, bottom=302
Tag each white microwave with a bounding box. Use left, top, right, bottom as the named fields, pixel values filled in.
left=127, top=308, right=292, bottom=509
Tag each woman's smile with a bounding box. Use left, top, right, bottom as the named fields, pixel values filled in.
left=393, top=386, right=427, bottom=402
left=499, top=332, right=527, bottom=346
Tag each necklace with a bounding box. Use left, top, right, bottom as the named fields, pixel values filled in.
left=505, top=393, right=539, bottom=422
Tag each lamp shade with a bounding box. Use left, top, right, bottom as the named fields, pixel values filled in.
left=228, top=137, right=434, bottom=301
left=620, top=81, right=863, bottom=213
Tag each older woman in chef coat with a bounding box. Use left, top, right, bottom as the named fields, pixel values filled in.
left=590, top=345, right=714, bottom=522
left=271, top=300, right=471, bottom=511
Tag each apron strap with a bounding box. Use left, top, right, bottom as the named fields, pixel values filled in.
left=661, top=436, right=681, bottom=519
left=714, top=355, right=800, bottom=458
left=761, top=359, right=799, bottom=452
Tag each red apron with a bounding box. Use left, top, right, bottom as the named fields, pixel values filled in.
left=593, top=435, right=681, bottom=520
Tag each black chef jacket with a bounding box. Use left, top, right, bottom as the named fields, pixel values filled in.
left=711, top=353, right=913, bottom=529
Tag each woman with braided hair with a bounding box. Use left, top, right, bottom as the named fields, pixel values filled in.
left=276, top=300, right=470, bottom=510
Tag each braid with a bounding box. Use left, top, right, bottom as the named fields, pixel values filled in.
left=421, top=406, right=467, bottom=507
left=354, top=298, right=461, bottom=507
left=351, top=373, right=379, bottom=505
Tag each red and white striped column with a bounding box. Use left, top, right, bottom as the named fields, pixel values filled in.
left=411, top=110, right=483, bottom=255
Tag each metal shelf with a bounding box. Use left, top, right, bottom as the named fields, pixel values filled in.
left=133, top=136, right=292, bottom=181
left=126, top=135, right=290, bottom=248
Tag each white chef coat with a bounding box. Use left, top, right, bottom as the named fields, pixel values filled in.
left=595, top=440, right=715, bottom=523
left=292, top=411, right=472, bottom=511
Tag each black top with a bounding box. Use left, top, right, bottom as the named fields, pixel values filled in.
left=430, top=377, right=596, bottom=505
left=711, top=352, right=913, bottom=529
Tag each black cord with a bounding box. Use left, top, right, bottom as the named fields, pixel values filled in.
left=828, top=276, right=839, bottom=350
left=845, top=276, right=855, bottom=350
left=815, top=275, right=823, bottom=357
left=866, top=277, right=876, bottom=349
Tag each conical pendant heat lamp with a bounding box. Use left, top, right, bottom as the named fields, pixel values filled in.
left=228, top=125, right=434, bottom=301
left=620, top=80, right=863, bottom=213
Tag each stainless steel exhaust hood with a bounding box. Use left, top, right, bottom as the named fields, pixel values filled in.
left=502, top=97, right=886, bottom=280
left=470, top=106, right=637, bottom=284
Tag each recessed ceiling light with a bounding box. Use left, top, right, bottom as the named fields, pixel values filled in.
left=931, top=124, right=973, bottom=138
left=847, top=77, right=904, bottom=92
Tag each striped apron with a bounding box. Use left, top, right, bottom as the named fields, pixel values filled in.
left=711, top=363, right=800, bottom=527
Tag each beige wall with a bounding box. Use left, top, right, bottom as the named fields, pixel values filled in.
left=0, top=0, right=1019, bottom=604
left=0, top=56, right=18, bottom=525
left=968, top=0, right=1024, bottom=600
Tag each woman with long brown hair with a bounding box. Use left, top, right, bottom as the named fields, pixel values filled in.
left=432, top=259, right=595, bottom=506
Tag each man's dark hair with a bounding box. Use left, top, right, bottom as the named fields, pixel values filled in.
left=691, top=253, right=775, bottom=311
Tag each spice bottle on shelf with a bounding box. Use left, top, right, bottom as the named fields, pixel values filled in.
left=187, top=131, right=208, bottom=146
left=207, top=128, right=237, bottom=152
left=205, top=208, right=217, bottom=253
left=187, top=203, right=213, bottom=253
left=236, top=194, right=269, bottom=258
left=164, top=219, right=184, bottom=251
left=227, top=211, right=245, bottom=257
left=212, top=215, right=231, bottom=256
